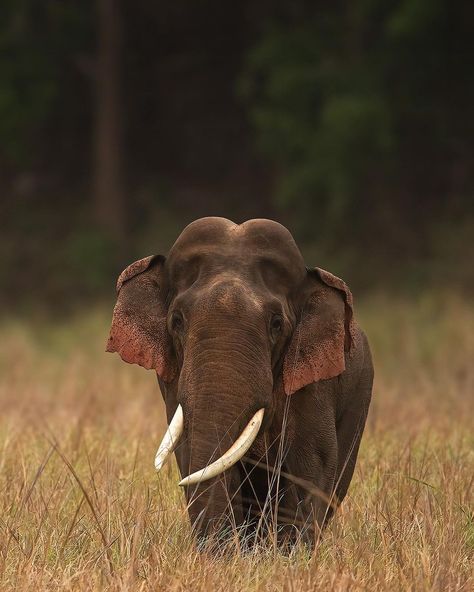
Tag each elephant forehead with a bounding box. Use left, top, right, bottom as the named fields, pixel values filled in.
left=175, top=273, right=265, bottom=317
left=203, top=276, right=264, bottom=310
left=168, top=217, right=306, bottom=278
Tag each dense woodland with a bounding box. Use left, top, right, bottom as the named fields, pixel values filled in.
left=1, top=0, right=473, bottom=306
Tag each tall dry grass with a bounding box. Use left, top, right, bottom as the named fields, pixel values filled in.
left=0, top=293, right=473, bottom=591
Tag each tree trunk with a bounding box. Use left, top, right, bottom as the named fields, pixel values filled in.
left=94, top=0, right=125, bottom=242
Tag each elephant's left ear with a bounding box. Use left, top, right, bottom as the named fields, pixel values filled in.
left=283, top=268, right=355, bottom=396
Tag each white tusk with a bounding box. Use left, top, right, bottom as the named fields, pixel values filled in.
left=178, top=408, right=265, bottom=487
left=155, top=404, right=184, bottom=471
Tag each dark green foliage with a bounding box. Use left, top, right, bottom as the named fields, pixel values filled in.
left=0, top=0, right=94, bottom=165
left=1, top=0, right=473, bottom=307
left=241, top=0, right=474, bottom=240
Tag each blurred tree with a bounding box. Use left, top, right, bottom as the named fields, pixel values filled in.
left=241, top=0, right=474, bottom=246
left=0, top=0, right=94, bottom=168
left=94, top=0, right=125, bottom=243
left=1, top=0, right=473, bottom=306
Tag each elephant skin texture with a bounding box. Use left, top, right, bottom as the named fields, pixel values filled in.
left=106, top=217, right=373, bottom=549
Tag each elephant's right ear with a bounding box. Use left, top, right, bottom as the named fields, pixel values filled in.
left=106, top=255, right=177, bottom=382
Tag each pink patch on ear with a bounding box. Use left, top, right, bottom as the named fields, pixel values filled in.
left=283, top=321, right=346, bottom=396
left=106, top=309, right=173, bottom=379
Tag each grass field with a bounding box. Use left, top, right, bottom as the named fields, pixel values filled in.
left=0, top=293, right=473, bottom=591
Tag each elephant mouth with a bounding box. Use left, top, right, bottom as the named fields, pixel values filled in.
left=154, top=406, right=265, bottom=486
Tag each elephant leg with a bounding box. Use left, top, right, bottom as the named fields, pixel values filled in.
left=335, top=356, right=373, bottom=505
left=238, top=460, right=279, bottom=547
left=266, top=420, right=338, bottom=551
left=175, top=439, right=245, bottom=545
left=185, top=470, right=245, bottom=550
left=278, top=387, right=339, bottom=542
left=237, top=457, right=305, bottom=549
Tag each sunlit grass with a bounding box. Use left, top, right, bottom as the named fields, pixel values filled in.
left=0, top=293, right=473, bottom=590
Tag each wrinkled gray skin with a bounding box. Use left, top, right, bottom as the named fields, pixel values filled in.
left=109, top=217, right=373, bottom=548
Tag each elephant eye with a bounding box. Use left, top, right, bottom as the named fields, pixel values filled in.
left=171, top=311, right=184, bottom=332
left=270, top=315, right=283, bottom=334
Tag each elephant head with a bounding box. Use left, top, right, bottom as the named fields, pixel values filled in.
left=106, top=217, right=354, bottom=541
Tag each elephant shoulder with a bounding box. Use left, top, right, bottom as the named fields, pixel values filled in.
left=346, top=323, right=372, bottom=375
left=337, top=324, right=373, bottom=416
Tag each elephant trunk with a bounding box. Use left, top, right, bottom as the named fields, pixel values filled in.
left=177, top=331, right=272, bottom=539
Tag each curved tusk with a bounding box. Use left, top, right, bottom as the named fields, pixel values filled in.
left=178, top=408, right=264, bottom=487
left=155, top=404, right=184, bottom=471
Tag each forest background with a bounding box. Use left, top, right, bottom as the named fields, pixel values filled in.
left=1, top=0, right=473, bottom=309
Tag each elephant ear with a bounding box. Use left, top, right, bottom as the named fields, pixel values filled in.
left=106, top=255, right=177, bottom=382
left=283, top=267, right=355, bottom=396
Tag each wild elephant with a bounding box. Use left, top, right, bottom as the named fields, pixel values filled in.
left=106, top=217, right=373, bottom=548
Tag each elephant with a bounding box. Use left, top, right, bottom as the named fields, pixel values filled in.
left=106, top=217, right=373, bottom=549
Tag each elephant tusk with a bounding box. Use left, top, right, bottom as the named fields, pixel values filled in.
left=178, top=408, right=265, bottom=487
left=155, top=404, right=184, bottom=471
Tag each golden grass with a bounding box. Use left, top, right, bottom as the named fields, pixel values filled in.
left=0, top=293, right=473, bottom=591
